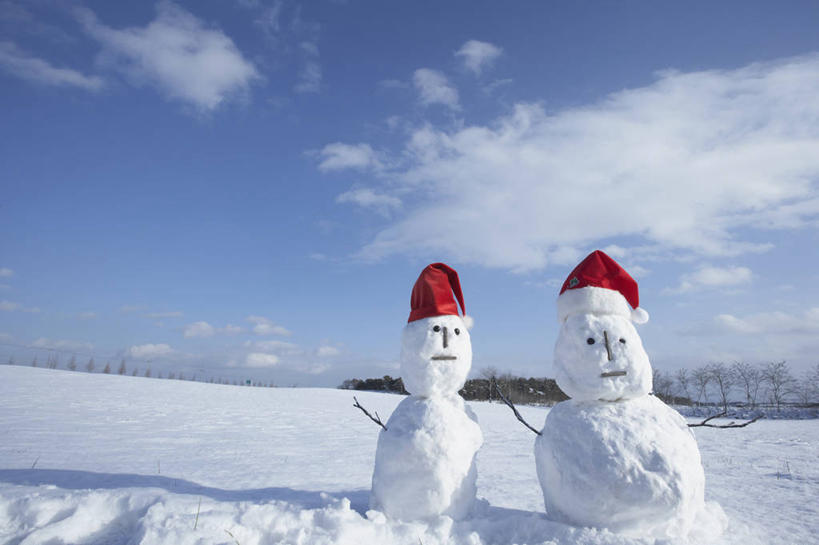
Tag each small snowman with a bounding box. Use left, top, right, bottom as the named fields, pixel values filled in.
left=535, top=251, right=707, bottom=539
left=368, top=263, right=483, bottom=521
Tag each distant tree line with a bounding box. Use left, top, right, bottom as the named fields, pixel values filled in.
left=339, top=367, right=570, bottom=406
left=2, top=353, right=278, bottom=388
left=340, top=361, right=819, bottom=411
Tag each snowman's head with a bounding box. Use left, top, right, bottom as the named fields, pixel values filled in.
left=401, top=314, right=472, bottom=397
left=554, top=313, right=652, bottom=401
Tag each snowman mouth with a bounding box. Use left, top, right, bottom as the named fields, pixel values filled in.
left=600, top=370, right=627, bottom=378
left=430, top=355, right=457, bottom=361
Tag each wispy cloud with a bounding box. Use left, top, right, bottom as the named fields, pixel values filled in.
left=0, top=41, right=103, bottom=90
left=317, top=143, right=381, bottom=172
left=336, top=188, right=401, bottom=217
left=128, top=343, right=175, bottom=359
left=665, top=265, right=753, bottom=294
left=76, top=1, right=258, bottom=111
left=183, top=321, right=215, bottom=338
left=32, top=337, right=94, bottom=352
left=245, top=352, right=279, bottom=367
left=145, top=311, right=184, bottom=319
left=413, top=68, right=459, bottom=110
left=455, top=40, right=502, bottom=75
left=77, top=311, right=97, bottom=320
left=0, top=300, right=40, bottom=313
left=246, top=315, right=292, bottom=336
left=0, top=268, right=14, bottom=277
left=330, top=53, right=819, bottom=271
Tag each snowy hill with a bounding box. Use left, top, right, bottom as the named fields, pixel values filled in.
left=0, top=366, right=816, bottom=545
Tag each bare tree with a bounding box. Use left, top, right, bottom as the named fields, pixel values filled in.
left=674, top=368, right=692, bottom=404
left=118, top=359, right=127, bottom=375
left=761, top=361, right=795, bottom=411
left=144, top=367, right=151, bottom=378
left=706, top=362, right=735, bottom=412
left=132, top=368, right=139, bottom=377
left=480, top=366, right=499, bottom=402
left=652, top=368, right=674, bottom=402
left=85, top=358, right=95, bottom=373
left=67, top=355, right=77, bottom=371
left=46, top=354, right=59, bottom=369
left=731, top=361, right=762, bottom=408
left=691, top=366, right=710, bottom=406
left=6, top=355, right=14, bottom=365
left=102, top=362, right=111, bottom=374
left=794, top=365, right=818, bottom=406
left=31, top=356, right=38, bottom=367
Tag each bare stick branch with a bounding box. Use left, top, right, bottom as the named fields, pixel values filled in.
left=494, top=381, right=542, bottom=436
left=353, top=396, right=387, bottom=431
left=688, top=411, right=763, bottom=428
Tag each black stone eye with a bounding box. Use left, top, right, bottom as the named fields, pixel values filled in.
left=586, top=338, right=595, bottom=345
left=454, top=328, right=460, bottom=335
left=433, top=325, right=441, bottom=332
left=619, top=338, right=626, bottom=344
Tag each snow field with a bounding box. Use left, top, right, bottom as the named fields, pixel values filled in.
left=1, top=366, right=817, bottom=545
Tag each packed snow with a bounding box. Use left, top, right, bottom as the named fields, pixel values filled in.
left=1, top=366, right=817, bottom=545
left=372, top=313, right=482, bottom=521
left=535, top=397, right=709, bottom=539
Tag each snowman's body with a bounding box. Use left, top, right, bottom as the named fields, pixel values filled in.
left=537, top=293, right=706, bottom=538
left=536, top=396, right=704, bottom=538
left=371, top=394, right=482, bottom=520
left=370, top=313, right=483, bottom=520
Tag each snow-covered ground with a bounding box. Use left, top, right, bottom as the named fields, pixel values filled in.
left=1, top=366, right=816, bottom=545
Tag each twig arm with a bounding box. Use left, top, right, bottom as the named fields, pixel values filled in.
left=688, top=411, right=763, bottom=428
left=494, top=382, right=542, bottom=436
left=353, top=396, right=388, bottom=431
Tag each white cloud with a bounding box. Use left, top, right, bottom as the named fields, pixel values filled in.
left=666, top=265, right=753, bottom=294
left=317, top=143, right=380, bottom=172
left=77, top=311, right=97, bottom=320
left=713, top=308, right=819, bottom=336
left=249, top=339, right=300, bottom=353
left=128, top=343, right=175, bottom=359
left=31, top=337, right=94, bottom=352
left=221, top=324, right=243, bottom=335
left=455, top=40, right=502, bottom=75
left=0, top=41, right=104, bottom=90
left=295, top=59, right=321, bottom=93
left=246, top=315, right=292, bottom=336
left=316, top=345, right=340, bottom=357
left=336, top=188, right=401, bottom=217
left=0, top=300, right=39, bottom=313
left=413, top=68, right=459, bottom=109
left=145, top=311, right=184, bottom=319
left=183, top=321, right=215, bottom=338
left=76, top=1, right=258, bottom=111
left=338, top=54, right=819, bottom=271
left=245, top=352, right=280, bottom=367
left=0, top=268, right=14, bottom=277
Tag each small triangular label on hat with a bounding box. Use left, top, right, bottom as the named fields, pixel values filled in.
left=569, top=276, right=579, bottom=288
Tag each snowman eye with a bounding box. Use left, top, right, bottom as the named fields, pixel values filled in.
left=454, top=328, right=460, bottom=335
left=619, top=338, right=626, bottom=344
left=586, top=338, right=595, bottom=345
left=433, top=325, right=441, bottom=332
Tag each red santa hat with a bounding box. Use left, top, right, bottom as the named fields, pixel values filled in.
left=557, top=250, right=649, bottom=324
left=408, top=263, right=473, bottom=328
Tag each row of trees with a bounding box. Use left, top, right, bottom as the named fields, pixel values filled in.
left=340, top=361, right=819, bottom=411
left=3, top=354, right=277, bottom=388
left=339, top=371, right=569, bottom=405
left=652, top=361, right=819, bottom=411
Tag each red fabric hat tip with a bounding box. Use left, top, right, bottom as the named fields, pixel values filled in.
left=408, top=263, right=466, bottom=323
left=559, top=250, right=640, bottom=309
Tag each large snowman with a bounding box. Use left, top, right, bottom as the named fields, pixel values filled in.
left=535, top=251, right=707, bottom=539
left=369, top=263, right=483, bottom=520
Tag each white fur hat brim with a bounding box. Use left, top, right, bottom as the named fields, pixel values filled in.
left=557, top=286, right=649, bottom=324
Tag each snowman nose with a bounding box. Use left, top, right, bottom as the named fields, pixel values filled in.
left=603, top=330, right=613, bottom=361
left=442, top=326, right=449, bottom=348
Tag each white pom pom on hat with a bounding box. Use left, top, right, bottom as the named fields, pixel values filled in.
left=556, top=250, right=649, bottom=324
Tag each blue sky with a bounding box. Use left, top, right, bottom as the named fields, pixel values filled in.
left=2, top=0, right=819, bottom=386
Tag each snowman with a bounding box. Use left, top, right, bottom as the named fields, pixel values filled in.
left=535, top=251, right=707, bottom=539
left=368, top=263, right=483, bottom=520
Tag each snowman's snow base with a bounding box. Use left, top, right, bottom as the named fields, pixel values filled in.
left=370, top=395, right=483, bottom=521
left=535, top=395, right=706, bottom=539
